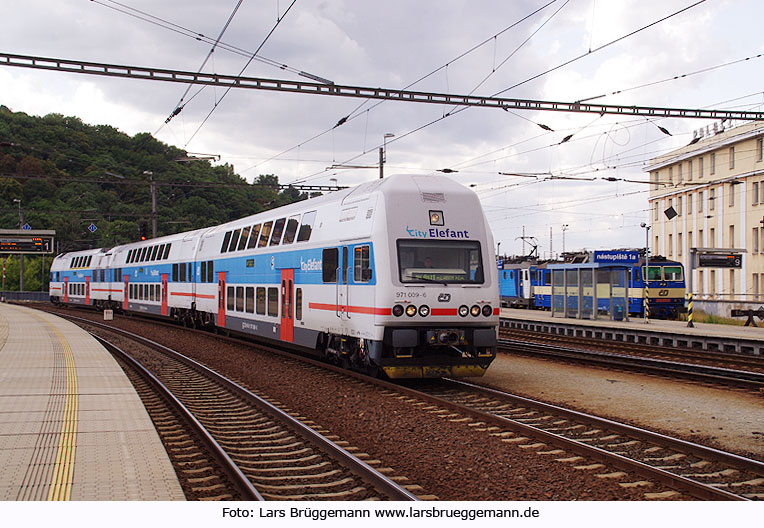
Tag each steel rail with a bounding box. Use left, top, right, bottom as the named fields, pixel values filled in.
left=499, top=337, right=764, bottom=389
left=70, top=314, right=419, bottom=501
left=92, top=335, right=264, bottom=501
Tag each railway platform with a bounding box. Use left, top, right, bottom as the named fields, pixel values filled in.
left=500, top=307, right=764, bottom=355
left=0, top=302, right=184, bottom=501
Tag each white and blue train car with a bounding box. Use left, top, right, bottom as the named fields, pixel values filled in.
left=50, top=174, right=499, bottom=379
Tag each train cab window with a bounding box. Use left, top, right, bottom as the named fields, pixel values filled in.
left=644, top=266, right=663, bottom=281
left=663, top=266, right=683, bottom=281
left=227, top=286, right=235, bottom=311
left=509, top=271, right=514, bottom=279
left=238, top=226, right=251, bottom=251
left=162, top=244, right=171, bottom=259
left=295, top=288, right=302, bottom=320
left=207, top=260, right=214, bottom=283
left=397, top=240, right=484, bottom=284
left=228, top=229, right=241, bottom=252
left=221, top=231, right=232, bottom=253
left=270, top=218, right=286, bottom=246
left=258, top=222, right=273, bottom=248
left=247, top=224, right=261, bottom=249
left=256, top=287, right=266, bottom=315
left=322, top=248, right=339, bottom=283
left=282, top=215, right=300, bottom=245
left=354, top=245, right=372, bottom=282
left=246, top=287, right=255, bottom=313
left=297, top=210, right=316, bottom=242
left=267, top=287, right=279, bottom=316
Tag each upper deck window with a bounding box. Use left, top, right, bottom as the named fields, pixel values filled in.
left=397, top=240, right=484, bottom=284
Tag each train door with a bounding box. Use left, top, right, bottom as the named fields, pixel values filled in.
left=123, top=275, right=129, bottom=310
left=161, top=274, right=168, bottom=316
left=85, top=276, right=91, bottom=305
left=217, top=272, right=226, bottom=327
left=337, top=246, right=350, bottom=319
left=280, top=269, right=294, bottom=342
left=521, top=269, right=532, bottom=301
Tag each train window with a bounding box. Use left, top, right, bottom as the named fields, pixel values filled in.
left=126, top=251, right=132, bottom=264
left=509, top=271, right=513, bottom=279
left=295, top=288, right=302, bottom=320
left=282, top=215, right=300, bottom=245
left=397, top=240, right=484, bottom=284
left=180, top=262, right=187, bottom=282
left=162, top=244, right=171, bottom=259
left=256, top=287, right=266, bottom=315
left=220, top=231, right=232, bottom=253
left=270, top=218, right=286, bottom=246
left=663, top=266, right=683, bottom=281
left=644, top=266, right=663, bottom=281
left=238, top=226, right=251, bottom=251
left=354, top=245, right=372, bottom=282
left=227, top=286, right=235, bottom=311
left=236, top=287, right=245, bottom=312
left=207, top=261, right=214, bottom=283
left=297, top=211, right=316, bottom=242
left=246, top=287, right=255, bottom=313
left=342, top=247, right=348, bottom=284
left=247, top=224, right=261, bottom=249
left=322, top=248, right=339, bottom=283
left=201, top=261, right=207, bottom=282
left=140, top=247, right=148, bottom=262
left=87, top=256, right=92, bottom=267
left=267, top=287, right=278, bottom=317
left=172, top=263, right=179, bottom=282
left=256, top=222, right=272, bottom=248
left=228, top=229, right=241, bottom=252
left=150, top=245, right=159, bottom=261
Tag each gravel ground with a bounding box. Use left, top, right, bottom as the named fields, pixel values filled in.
left=64, top=311, right=677, bottom=501
left=482, top=354, right=764, bottom=461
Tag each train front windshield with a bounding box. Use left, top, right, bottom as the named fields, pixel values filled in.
left=397, top=240, right=484, bottom=284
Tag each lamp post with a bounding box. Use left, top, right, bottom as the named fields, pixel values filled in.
left=641, top=222, right=651, bottom=324
left=13, top=199, right=23, bottom=291
left=379, top=133, right=395, bottom=179
left=144, top=171, right=157, bottom=238
left=561, top=224, right=569, bottom=254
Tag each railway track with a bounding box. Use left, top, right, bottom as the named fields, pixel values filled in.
left=71, top=316, right=419, bottom=501
left=498, top=333, right=764, bottom=391
left=407, top=378, right=764, bottom=501
left=37, top=304, right=762, bottom=500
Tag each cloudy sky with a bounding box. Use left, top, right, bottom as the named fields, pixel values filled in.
left=2, top=0, right=763, bottom=257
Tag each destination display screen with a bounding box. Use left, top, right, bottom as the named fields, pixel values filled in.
left=0, top=235, right=54, bottom=254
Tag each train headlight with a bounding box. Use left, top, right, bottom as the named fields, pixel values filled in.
left=418, top=305, right=430, bottom=317
left=458, top=305, right=469, bottom=317
left=392, top=304, right=404, bottom=317
left=470, top=305, right=481, bottom=317
left=482, top=305, right=493, bottom=317
left=406, top=305, right=418, bottom=317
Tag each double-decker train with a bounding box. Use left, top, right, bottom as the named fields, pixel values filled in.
left=49, top=174, right=499, bottom=379
left=498, top=254, right=686, bottom=319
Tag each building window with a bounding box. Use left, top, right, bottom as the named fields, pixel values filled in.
left=698, top=191, right=703, bottom=213
left=653, top=201, right=659, bottom=221
left=758, top=138, right=764, bottom=162
left=698, top=157, right=704, bottom=179
left=729, top=225, right=735, bottom=247
left=729, top=183, right=735, bottom=207
left=711, top=152, right=716, bottom=175
left=698, top=270, right=704, bottom=295
left=668, top=234, right=673, bottom=256
left=651, top=171, right=659, bottom=190
left=677, top=196, right=682, bottom=216
left=710, top=270, right=716, bottom=295
left=654, top=235, right=659, bottom=255
left=687, top=193, right=692, bottom=215
left=754, top=227, right=760, bottom=254
left=755, top=182, right=760, bottom=205
left=709, top=188, right=715, bottom=211
left=729, top=146, right=735, bottom=170
left=760, top=181, right=764, bottom=205
left=678, top=233, right=683, bottom=256
left=688, top=231, right=693, bottom=252
left=730, top=269, right=735, bottom=295
left=709, top=228, right=715, bottom=248
left=668, top=166, right=673, bottom=185
left=754, top=274, right=760, bottom=300
left=678, top=163, right=683, bottom=184
left=687, top=160, right=693, bottom=181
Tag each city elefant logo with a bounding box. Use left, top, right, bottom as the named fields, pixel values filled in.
left=406, top=226, right=470, bottom=239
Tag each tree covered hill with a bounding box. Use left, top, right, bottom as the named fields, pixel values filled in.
left=0, top=105, right=308, bottom=291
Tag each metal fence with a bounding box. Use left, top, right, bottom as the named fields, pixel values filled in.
left=1, top=291, right=50, bottom=302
